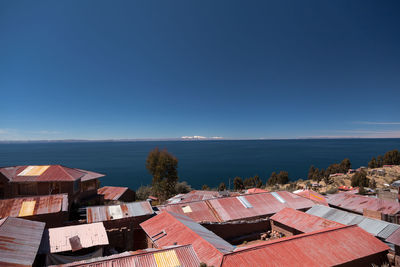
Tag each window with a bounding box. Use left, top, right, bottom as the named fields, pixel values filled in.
left=237, top=196, right=253, bottom=208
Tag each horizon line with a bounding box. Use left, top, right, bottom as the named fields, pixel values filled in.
left=1, top=136, right=400, bottom=143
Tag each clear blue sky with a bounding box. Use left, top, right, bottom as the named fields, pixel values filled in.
left=1, top=1, right=400, bottom=140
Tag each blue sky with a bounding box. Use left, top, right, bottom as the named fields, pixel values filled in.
left=1, top=1, right=400, bottom=140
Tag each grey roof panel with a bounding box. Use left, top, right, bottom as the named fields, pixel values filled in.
left=358, top=218, right=389, bottom=236
left=377, top=224, right=400, bottom=239
left=306, top=205, right=331, bottom=218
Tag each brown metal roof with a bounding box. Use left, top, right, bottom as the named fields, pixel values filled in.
left=51, top=245, right=201, bottom=267
left=222, top=225, right=389, bottom=267
left=86, top=201, right=153, bottom=223
left=0, top=194, right=68, bottom=219
left=270, top=207, right=344, bottom=233
left=97, top=186, right=129, bottom=200
left=293, top=189, right=329, bottom=206
left=140, top=211, right=234, bottom=267
left=0, top=217, right=45, bottom=266
left=0, top=165, right=105, bottom=182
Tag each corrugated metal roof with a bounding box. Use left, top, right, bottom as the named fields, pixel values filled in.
left=307, top=205, right=400, bottom=244
left=140, top=211, right=234, bottom=267
left=48, top=222, right=109, bottom=253
left=0, top=165, right=105, bottom=182
left=222, top=225, right=389, bottom=266
left=160, top=191, right=314, bottom=223
left=86, top=201, right=153, bottom=223
left=0, top=194, right=68, bottom=219
left=386, top=227, right=400, bottom=246
left=166, top=190, right=223, bottom=204
left=293, top=190, right=329, bottom=206
left=158, top=200, right=221, bottom=223
left=51, top=245, right=201, bottom=267
left=245, top=188, right=269, bottom=194
left=327, top=192, right=400, bottom=215
left=0, top=217, right=45, bottom=266
left=98, top=186, right=129, bottom=200
left=270, top=208, right=343, bottom=233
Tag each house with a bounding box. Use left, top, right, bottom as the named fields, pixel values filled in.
left=220, top=225, right=389, bottom=267
left=140, top=211, right=235, bottom=267
left=270, top=208, right=343, bottom=237
left=0, top=193, right=68, bottom=227
left=41, top=222, right=109, bottom=265
left=86, top=201, right=154, bottom=251
left=0, top=217, right=45, bottom=266
left=326, top=192, right=400, bottom=223
left=97, top=186, right=135, bottom=203
left=51, top=245, right=201, bottom=267
left=0, top=165, right=105, bottom=204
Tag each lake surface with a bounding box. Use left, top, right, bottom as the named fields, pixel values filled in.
left=0, top=139, right=399, bottom=190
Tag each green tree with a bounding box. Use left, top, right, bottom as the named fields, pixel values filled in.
left=233, top=176, right=244, bottom=191
left=146, top=148, right=179, bottom=201
left=351, top=171, right=369, bottom=187
left=267, top=172, right=278, bottom=186
left=243, top=177, right=254, bottom=188
left=383, top=149, right=400, bottom=165
left=308, top=165, right=316, bottom=180
left=254, top=175, right=263, bottom=188
left=368, top=157, right=378, bottom=169
left=277, top=171, right=289, bottom=184
left=377, top=155, right=383, bottom=167
left=136, top=185, right=152, bottom=201
left=202, top=184, right=210, bottom=190
left=218, top=182, right=226, bottom=191
left=175, top=181, right=192, bottom=194
left=340, top=158, right=351, bottom=172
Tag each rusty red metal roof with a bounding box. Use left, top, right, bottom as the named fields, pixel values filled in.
left=51, top=245, right=201, bottom=267
left=0, top=194, right=68, bottom=219
left=327, top=192, right=400, bottom=215
left=0, top=217, right=45, bottom=266
left=222, top=225, right=389, bottom=267
left=0, top=165, right=104, bottom=182
left=293, top=189, right=328, bottom=206
left=158, top=200, right=221, bottom=223
left=270, top=207, right=344, bottom=233
left=208, top=191, right=315, bottom=222
left=86, top=201, right=153, bottom=223
left=159, top=191, right=314, bottom=223
left=140, top=211, right=234, bottom=267
left=97, top=186, right=129, bottom=200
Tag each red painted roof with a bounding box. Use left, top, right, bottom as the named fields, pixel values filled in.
left=140, top=211, right=234, bottom=267
left=0, top=217, right=45, bottom=266
left=159, top=191, right=314, bottom=223
left=327, top=192, right=400, bottom=215
left=270, top=208, right=344, bottom=233
left=294, top=190, right=328, bottom=206
left=0, top=194, right=68, bottom=218
left=97, top=186, right=129, bottom=200
left=55, top=245, right=201, bottom=267
left=0, top=165, right=104, bottom=182
left=158, top=200, right=221, bottom=223
left=222, top=225, right=389, bottom=267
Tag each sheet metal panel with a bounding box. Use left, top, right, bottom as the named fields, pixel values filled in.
left=97, top=186, right=128, bottom=200
left=0, top=194, right=68, bottom=219
left=48, top=222, right=109, bottom=253
left=294, top=190, right=329, bottom=206
left=222, top=225, right=389, bottom=267
left=158, top=201, right=220, bottom=223
left=166, top=190, right=222, bottom=204
left=306, top=205, right=332, bottom=218
left=358, top=218, right=389, bottom=236
left=140, top=211, right=232, bottom=267
left=0, top=217, right=45, bottom=266
left=270, top=208, right=344, bottom=233
left=51, top=245, right=201, bottom=267
left=86, top=201, right=153, bottom=223
left=378, top=224, right=400, bottom=239
left=327, top=192, right=400, bottom=215
left=386, top=227, right=400, bottom=246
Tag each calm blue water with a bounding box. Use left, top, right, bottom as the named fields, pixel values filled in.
left=0, top=139, right=399, bottom=190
